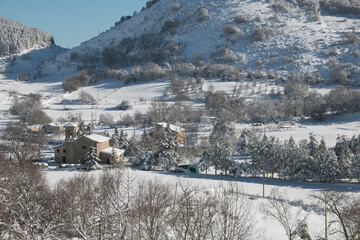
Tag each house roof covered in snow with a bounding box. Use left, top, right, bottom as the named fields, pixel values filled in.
left=83, top=134, right=110, bottom=143
left=64, top=122, right=77, bottom=127
left=100, top=147, right=125, bottom=156
left=156, top=122, right=184, bottom=132
left=45, top=122, right=63, bottom=127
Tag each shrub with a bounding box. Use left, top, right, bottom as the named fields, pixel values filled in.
left=270, top=0, right=290, bottom=12
left=139, top=62, right=165, bottom=81
left=115, top=100, right=132, bottom=111
left=78, top=91, right=96, bottom=104
left=211, top=47, right=237, bottom=63
left=250, top=25, right=278, bottom=42
left=173, top=62, right=197, bottom=77
left=250, top=28, right=267, bottom=42
left=234, top=14, right=247, bottom=24
left=145, top=0, right=160, bottom=9
left=171, top=3, right=181, bottom=11
left=345, top=32, right=359, bottom=44
left=62, top=70, right=90, bottom=92
left=162, top=18, right=180, bottom=32
left=104, top=68, right=128, bottom=80
left=222, top=25, right=243, bottom=36
left=200, top=64, right=240, bottom=81
left=198, top=8, right=210, bottom=21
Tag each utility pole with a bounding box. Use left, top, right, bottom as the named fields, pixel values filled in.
left=262, top=162, right=265, bottom=197
left=325, top=197, right=328, bottom=240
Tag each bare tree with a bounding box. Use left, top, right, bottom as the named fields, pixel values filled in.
left=0, top=158, right=56, bottom=239
left=212, top=183, right=254, bottom=240
left=132, top=179, right=173, bottom=240
left=262, top=188, right=311, bottom=240
left=313, top=190, right=360, bottom=240
left=170, top=182, right=217, bottom=240
left=1, top=122, right=46, bottom=161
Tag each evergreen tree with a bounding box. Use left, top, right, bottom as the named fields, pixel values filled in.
left=77, top=121, right=86, bottom=137
left=338, top=145, right=353, bottom=178
left=294, top=140, right=315, bottom=181
left=206, top=120, right=236, bottom=174
left=110, top=132, right=120, bottom=148
left=351, top=154, right=360, bottom=182
left=137, top=151, right=156, bottom=170
left=118, top=130, right=130, bottom=151
left=127, top=136, right=140, bottom=158
left=84, top=146, right=102, bottom=170
left=85, top=123, right=92, bottom=135
left=334, top=135, right=349, bottom=157
left=140, top=129, right=154, bottom=151
left=307, top=132, right=319, bottom=158
left=109, top=147, right=118, bottom=164
left=349, top=135, right=360, bottom=154
left=199, top=148, right=212, bottom=173
left=156, top=124, right=179, bottom=171
left=236, top=128, right=261, bottom=156
left=315, top=139, right=340, bottom=182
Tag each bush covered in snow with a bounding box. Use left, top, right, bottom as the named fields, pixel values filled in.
left=197, top=8, right=210, bottom=21
left=210, top=47, right=237, bottom=63
left=222, top=25, right=243, bottom=36
left=78, top=90, right=96, bottom=105
left=171, top=3, right=181, bottom=11
left=62, top=70, right=94, bottom=92
left=234, top=14, right=247, bottom=24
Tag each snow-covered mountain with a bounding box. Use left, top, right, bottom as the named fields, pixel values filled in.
left=0, top=17, right=54, bottom=56
left=59, top=0, right=360, bottom=85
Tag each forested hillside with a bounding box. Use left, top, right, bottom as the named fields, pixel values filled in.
left=0, top=17, right=54, bottom=56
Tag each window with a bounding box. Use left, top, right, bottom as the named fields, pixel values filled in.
left=63, top=149, right=66, bottom=153
left=57, top=149, right=60, bottom=153
left=82, top=145, right=87, bottom=151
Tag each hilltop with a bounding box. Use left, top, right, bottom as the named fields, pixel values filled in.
left=58, top=0, right=360, bottom=85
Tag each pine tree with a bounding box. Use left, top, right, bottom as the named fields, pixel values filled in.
left=127, top=136, right=140, bottom=158
left=351, top=154, right=360, bottom=182
left=199, top=148, right=212, bottom=173
left=338, top=145, right=353, bottom=178
left=315, top=139, right=340, bottom=182
left=118, top=130, right=130, bottom=152
left=110, top=132, right=120, bottom=148
left=204, top=120, right=236, bottom=175
left=84, top=146, right=102, bottom=170
left=140, top=129, right=154, bottom=151
left=137, top=151, right=156, bottom=170
left=307, top=132, right=319, bottom=158
left=77, top=121, right=86, bottom=137
left=85, top=123, right=92, bottom=135
left=109, top=147, right=118, bottom=164
left=156, top=124, right=179, bottom=171
left=236, top=128, right=261, bottom=156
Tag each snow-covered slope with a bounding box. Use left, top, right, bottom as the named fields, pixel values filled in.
left=60, top=0, right=360, bottom=84
left=0, top=17, right=54, bottom=56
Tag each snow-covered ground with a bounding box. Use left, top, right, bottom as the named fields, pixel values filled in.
left=42, top=163, right=360, bottom=240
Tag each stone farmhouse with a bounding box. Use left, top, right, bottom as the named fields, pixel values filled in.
left=54, top=123, right=124, bottom=164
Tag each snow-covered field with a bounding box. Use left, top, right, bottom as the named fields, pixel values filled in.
left=42, top=163, right=360, bottom=240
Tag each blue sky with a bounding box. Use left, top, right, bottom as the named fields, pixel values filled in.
left=0, top=0, right=148, bottom=48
